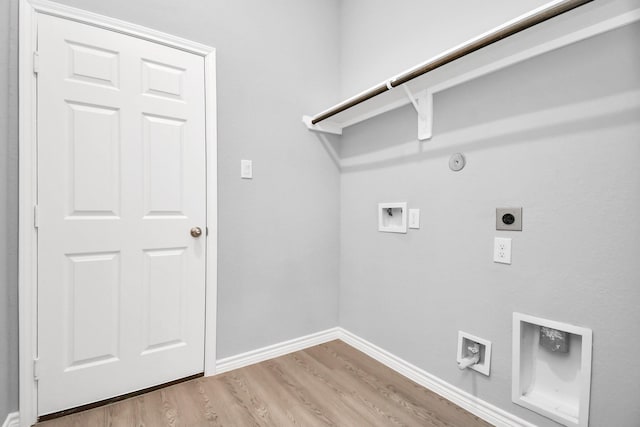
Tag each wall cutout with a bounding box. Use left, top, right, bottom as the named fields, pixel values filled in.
left=457, top=331, right=492, bottom=375
left=378, top=203, right=407, bottom=233
left=512, top=313, right=593, bottom=427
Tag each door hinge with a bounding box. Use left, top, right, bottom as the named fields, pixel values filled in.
left=33, top=205, right=39, bottom=229
left=33, top=358, right=40, bottom=381
left=33, top=51, right=40, bottom=74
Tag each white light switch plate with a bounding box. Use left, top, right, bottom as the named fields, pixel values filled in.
left=494, top=237, right=512, bottom=264
left=241, top=159, right=252, bottom=179
left=408, top=209, right=420, bottom=229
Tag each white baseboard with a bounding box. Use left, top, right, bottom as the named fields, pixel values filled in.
left=215, top=327, right=341, bottom=374
left=2, top=412, right=19, bottom=427
left=337, top=328, right=536, bottom=427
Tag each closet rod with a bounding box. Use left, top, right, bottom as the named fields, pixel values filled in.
left=311, top=0, right=592, bottom=125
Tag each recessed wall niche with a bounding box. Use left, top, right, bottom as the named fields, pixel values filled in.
left=512, top=313, right=593, bottom=427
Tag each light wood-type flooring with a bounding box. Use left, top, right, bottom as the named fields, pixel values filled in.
left=37, top=340, right=492, bottom=427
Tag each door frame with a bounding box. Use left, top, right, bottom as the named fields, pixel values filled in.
left=18, top=0, right=218, bottom=425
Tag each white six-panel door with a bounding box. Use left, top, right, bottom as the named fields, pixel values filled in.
left=36, top=13, right=207, bottom=415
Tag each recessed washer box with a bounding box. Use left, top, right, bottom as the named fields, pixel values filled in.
left=378, top=202, right=407, bottom=233
left=512, top=313, right=592, bottom=427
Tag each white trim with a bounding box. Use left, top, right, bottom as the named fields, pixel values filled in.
left=337, top=328, right=538, bottom=427
left=26, top=0, right=212, bottom=55
left=203, top=50, right=218, bottom=377
left=18, top=0, right=39, bottom=425
left=215, top=328, right=342, bottom=374
left=18, top=1, right=217, bottom=425
left=2, top=413, right=20, bottom=427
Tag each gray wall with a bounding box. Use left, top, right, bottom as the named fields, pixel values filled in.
left=339, top=18, right=640, bottom=427
left=338, top=0, right=548, bottom=97
left=1, top=0, right=341, bottom=419
left=0, top=0, right=19, bottom=420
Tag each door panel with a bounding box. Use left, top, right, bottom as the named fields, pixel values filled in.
left=143, top=114, right=187, bottom=216
left=67, top=41, right=120, bottom=88
left=67, top=102, right=121, bottom=217
left=37, top=13, right=206, bottom=415
left=66, top=252, right=121, bottom=369
left=142, top=247, right=187, bottom=354
left=142, top=59, right=185, bottom=100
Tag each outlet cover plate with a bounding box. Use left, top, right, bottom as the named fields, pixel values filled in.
left=496, top=207, right=522, bottom=231
left=494, top=237, right=512, bottom=264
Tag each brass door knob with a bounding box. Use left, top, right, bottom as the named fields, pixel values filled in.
left=190, top=227, right=203, bottom=238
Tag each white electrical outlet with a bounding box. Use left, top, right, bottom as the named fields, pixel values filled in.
left=494, top=237, right=512, bottom=264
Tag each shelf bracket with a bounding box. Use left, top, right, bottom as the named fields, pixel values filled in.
left=401, top=85, right=433, bottom=141
left=302, top=115, right=343, bottom=136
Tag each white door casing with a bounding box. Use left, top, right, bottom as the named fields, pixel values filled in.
left=18, top=1, right=218, bottom=423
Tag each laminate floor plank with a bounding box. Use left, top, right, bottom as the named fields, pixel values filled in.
left=241, top=360, right=328, bottom=426
left=37, top=340, right=493, bottom=427
left=303, top=349, right=431, bottom=427
left=311, top=341, right=490, bottom=427
left=264, top=357, right=339, bottom=426
left=198, top=372, right=262, bottom=426
left=306, top=343, right=433, bottom=421
left=272, top=352, right=382, bottom=427
left=166, top=381, right=212, bottom=426
left=135, top=388, right=172, bottom=427
left=287, top=350, right=415, bottom=427
left=304, top=343, right=452, bottom=427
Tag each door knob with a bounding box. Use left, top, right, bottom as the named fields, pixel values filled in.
left=190, top=227, right=203, bottom=238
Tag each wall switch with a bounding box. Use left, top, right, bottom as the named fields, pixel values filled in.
left=408, top=209, right=420, bottom=229
left=494, top=237, right=512, bottom=264
left=241, top=160, right=252, bottom=179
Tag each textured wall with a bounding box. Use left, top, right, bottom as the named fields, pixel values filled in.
left=339, top=15, right=640, bottom=427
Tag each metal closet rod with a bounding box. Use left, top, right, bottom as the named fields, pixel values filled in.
left=311, top=0, right=593, bottom=125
